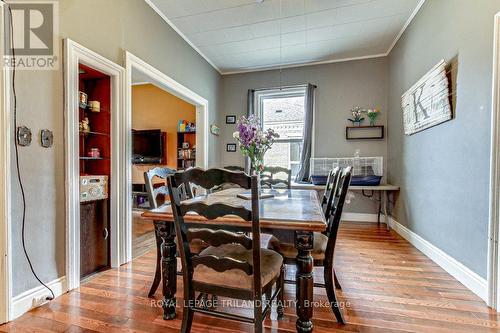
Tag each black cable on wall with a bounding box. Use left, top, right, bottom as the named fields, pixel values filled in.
left=2, top=0, right=55, bottom=301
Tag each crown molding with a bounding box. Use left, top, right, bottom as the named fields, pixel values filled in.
left=386, top=0, right=426, bottom=56
left=145, top=0, right=426, bottom=76
left=144, top=0, right=222, bottom=74
left=221, top=53, right=388, bottom=75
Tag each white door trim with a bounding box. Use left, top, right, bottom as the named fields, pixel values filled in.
left=0, top=1, right=12, bottom=323
left=488, top=12, right=500, bottom=310
left=123, top=51, right=209, bottom=263
left=64, top=39, right=125, bottom=290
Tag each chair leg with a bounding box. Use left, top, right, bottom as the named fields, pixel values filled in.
left=334, top=269, right=342, bottom=290
left=277, top=265, right=285, bottom=319
left=148, top=228, right=162, bottom=298
left=324, top=262, right=345, bottom=324
left=254, top=296, right=263, bottom=333
left=181, top=306, right=194, bottom=333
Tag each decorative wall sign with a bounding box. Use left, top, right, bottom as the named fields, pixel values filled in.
left=226, top=143, right=237, bottom=152
left=401, top=59, right=452, bottom=135
left=226, top=115, right=236, bottom=124
left=210, top=124, right=220, bottom=136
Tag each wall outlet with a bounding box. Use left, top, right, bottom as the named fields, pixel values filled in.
left=31, top=295, right=50, bottom=307
left=17, top=126, right=32, bottom=146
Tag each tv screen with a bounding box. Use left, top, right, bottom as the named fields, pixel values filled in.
left=132, top=129, right=163, bottom=163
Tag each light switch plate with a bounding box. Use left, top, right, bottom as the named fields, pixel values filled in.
left=40, top=129, right=53, bottom=148
left=17, top=126, right=32, bottom=146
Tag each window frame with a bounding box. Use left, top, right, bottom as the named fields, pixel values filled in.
left=255, top=86, right=310, bottom=177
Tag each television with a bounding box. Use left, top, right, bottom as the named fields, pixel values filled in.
left=132, top=129, right=164, bottom=164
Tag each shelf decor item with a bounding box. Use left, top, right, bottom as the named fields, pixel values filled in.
left=226, top=143, right=237, bottom=152
left=233, top=115, right=279, bottom=188
left=79, top=91, right=88, bottom=109
left=365, top=108, right=380, bottom=126
left=226, top=115, right=236, bottom=124
left=89, top=100, right=100, bottom=112
left=348, top=106, right=365, bottom=126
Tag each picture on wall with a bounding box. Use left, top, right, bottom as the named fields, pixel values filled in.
left=401, top=59, right=452, bottom=135
left=226, top=143, right=237, bottom=152
left=226, top=115, right=236, bottom=124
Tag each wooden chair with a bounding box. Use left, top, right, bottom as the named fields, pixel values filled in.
left=268, top=166, right=352, bottom=324
left=260, top=166, right=292, bottom=189
left=224, top=165, right=245, bottom=172
left=143, top=167, right=207, bottom=298
left=143, top=167, right=176, bottom=209
left=167, top=168, right=285, bottom=333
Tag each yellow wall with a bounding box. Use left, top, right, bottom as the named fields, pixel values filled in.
left=132, top=84, right=196, bottom=169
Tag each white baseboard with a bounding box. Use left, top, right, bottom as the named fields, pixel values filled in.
left=342, top=212, right=382, bottom=223
left=11, top=276, right=67, bottom=320
left=389, top=217, right=488, bottom=302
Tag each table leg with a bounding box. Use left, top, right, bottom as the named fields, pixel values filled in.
left=148, top=220, right=166, bottom=297
left=295, top=231, right=314, bottom=333
left=383, top=191, right=389, bottom=230
left=158, top=223, right=177, bottom=320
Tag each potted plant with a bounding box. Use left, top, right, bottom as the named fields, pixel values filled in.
left=366, top=108, right=380, bottom=126
left=348, top=106, right=365, bottom=126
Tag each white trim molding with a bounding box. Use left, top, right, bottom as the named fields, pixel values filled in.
left=144, top=0, right=426, bottom=75
left=123, top=51, right=209, bottom=263
left=341, top=213, right=381, bottom=223
left=390, top=217, right=488, bottom=302
left=11, top=276, right=67, bottom=320
left=64, top=39, right=125, bottom=291
left=144, top=0, right=221, bottom=74
left=0, top=1, right=12, bottom=324
left=488, top=12, right=500, bottom=310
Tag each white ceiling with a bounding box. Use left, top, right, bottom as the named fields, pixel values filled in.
left=146, top=0, right=424, bottom=74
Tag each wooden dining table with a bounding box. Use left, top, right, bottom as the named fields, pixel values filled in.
left=141, top=187, right=327, bottom=333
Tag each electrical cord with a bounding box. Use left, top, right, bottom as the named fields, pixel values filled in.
left=3, top=0, right=55, bottom=301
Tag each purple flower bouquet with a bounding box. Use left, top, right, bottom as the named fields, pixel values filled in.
left=232, top=115, right=279, bottom=173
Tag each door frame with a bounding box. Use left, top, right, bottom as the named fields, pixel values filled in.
left=64, top=39, right=125, bottom=290
left=123, top=51, right=209, bottom=263
left=0, top=1, right=12, bottom=323
left=488, top=12, right=500, bottom=309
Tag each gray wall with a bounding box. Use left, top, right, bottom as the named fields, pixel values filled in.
left=220, top=58, right=388, bottom=213
left=388, top=0, right=500, bottom=278
left=10, top=0, right=222, bottom=296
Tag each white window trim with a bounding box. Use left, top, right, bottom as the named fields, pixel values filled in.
left=255, top=86, right=310, bottom=176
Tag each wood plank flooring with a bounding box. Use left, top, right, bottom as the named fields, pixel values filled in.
left=2, top=222, right=498, bottom=333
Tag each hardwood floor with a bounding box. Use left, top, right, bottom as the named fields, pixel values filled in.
left=2, top=222, right=498, bottom=333
left=132, top=210, right=155, bottom=259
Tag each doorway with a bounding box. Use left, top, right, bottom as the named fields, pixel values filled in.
left=130, top=81, right=196, bottom=258
left=123, top=52, right=209, bottom=263
left=488, top=12, right=500, bottom=310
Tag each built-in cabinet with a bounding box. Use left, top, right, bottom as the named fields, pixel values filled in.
left=78, top=63, right=111, bottom=279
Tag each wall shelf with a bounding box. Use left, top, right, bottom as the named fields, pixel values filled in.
left=346, top=125, right=384, bottom=140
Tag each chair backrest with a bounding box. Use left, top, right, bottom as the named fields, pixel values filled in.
left=321, top=167, right=341, bottom=221
left=167, top=167, right=263, bottom=295
left=224, top=165, right=245, bottom=172
left=325, top=166, right=352, bottom=258
left=143, top=167, right=176, bottom=209
left=260, top=166, right=292, bottom=189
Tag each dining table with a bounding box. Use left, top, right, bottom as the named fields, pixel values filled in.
left=141, top=187, right=327, bottom=333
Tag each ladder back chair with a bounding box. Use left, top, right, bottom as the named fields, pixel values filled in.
left=144, top=167, right=176, bottom=209
left=224, top=165, right=245, bottom=172
left=260, top=166, right=292, bottom=189
left=268, top=166, right=352, bottom=324
left=144, top=167, right=206, bottom=298
left=167, top=168, right=285, bottom=333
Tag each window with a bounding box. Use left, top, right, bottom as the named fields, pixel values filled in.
left=256, top=87, right=306, bottom=179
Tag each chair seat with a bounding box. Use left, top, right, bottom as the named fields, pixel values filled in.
left=267, top=232, right=328, bottom=260
left=193, top=244, right=283, bottom=290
